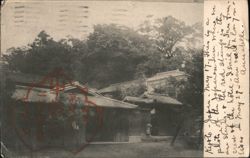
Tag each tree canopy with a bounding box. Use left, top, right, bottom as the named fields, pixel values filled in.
left=138, top=16, right=193, bottom=58
left=4, top=17, right=203, bottom=101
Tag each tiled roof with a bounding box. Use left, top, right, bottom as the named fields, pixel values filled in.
left=97, top=79, right=144, bottom=93
left=98, top=70, right=186, bottom=94
left=144, top=93, right=182, bottom=105
left=123, top=96, right=154, bottom=104
left=147, top=69, right=186, bottom=82
left=12, top=83, right=138, bottom=109
left=124, top=93, right=182, bottom=106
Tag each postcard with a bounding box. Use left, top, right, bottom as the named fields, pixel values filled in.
left=0, top=0, right=248, bottom=157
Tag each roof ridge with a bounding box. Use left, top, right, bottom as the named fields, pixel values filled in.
left=155, top=69, right=183, bottom=76
left=100, top=95, right=138, bottom=108
left=109, top=78, right=143, bottom=87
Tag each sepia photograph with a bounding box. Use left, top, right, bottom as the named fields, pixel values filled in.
left=1, top=0, right=204, bottom=157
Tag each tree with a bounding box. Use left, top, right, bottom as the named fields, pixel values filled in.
left=0, top=75, right=16, bottom=146
left=4, top=27, right=153, bottom=88
left=170, top=50, right=203, bottom=148
left=4, top=47, right=28, bottom=72
left=4, top=21, right=200, bottom=90
left=75, top=24, right=154, bottom=88
left=135, top=47, right=190, bottom=77
left=138, top=16, right=193, bottom=58
left=4, top=31, right=76, bottom=76
left=177, top=50, right=203, bottom=109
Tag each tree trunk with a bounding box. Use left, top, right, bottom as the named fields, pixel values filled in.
left=171, top=117, right=184, bottom=146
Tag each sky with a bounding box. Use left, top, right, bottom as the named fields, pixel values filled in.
left=1, top=0, right=203, bottom=54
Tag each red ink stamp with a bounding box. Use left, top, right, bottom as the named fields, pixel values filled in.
left=11, top=68, right=104, bottom=154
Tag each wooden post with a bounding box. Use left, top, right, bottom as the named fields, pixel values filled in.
left=170, top=117, right=184, bottom=146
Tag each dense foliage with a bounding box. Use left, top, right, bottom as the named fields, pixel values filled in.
left=3, top=16, right=203, bottom=108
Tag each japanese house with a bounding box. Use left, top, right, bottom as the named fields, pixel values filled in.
left=2, top=72, right=150, bottom=150
left=124, top=93, right=183, bottom=136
